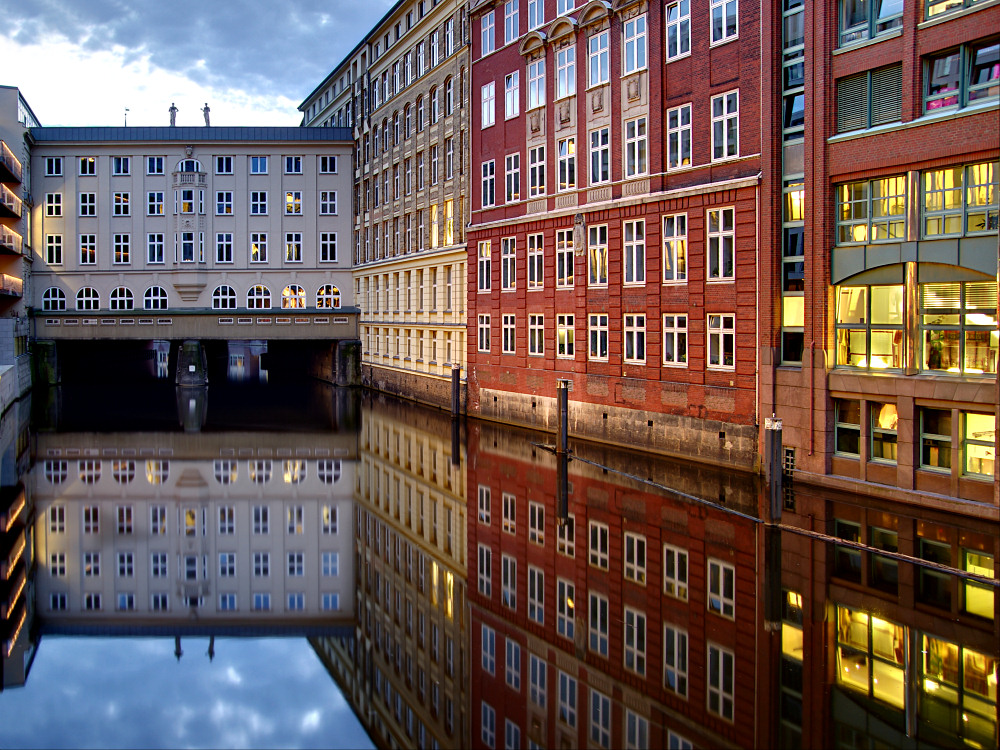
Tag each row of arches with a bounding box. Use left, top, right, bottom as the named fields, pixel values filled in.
left=41, top=284, right=343, bottom=312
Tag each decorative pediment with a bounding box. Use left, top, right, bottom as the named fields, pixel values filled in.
left=611, top=0, right=644, bottom=13
left=547, top=16, right=577, bottom=44
left=577, top=0, right=612, bottom=27
left=519, top=30, right=547, bottom=56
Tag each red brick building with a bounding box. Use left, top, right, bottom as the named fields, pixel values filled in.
left=758, top=1, right=999, bottom=510
left=465, top=0, right=766, bottom=470
left=464, top=420, right=771, bottom=749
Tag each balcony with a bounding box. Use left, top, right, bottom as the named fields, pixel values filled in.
left=0, top=141, right=21, bottom=184
left=0, top=226, right=22, bottom=255
left=0, top=274, right=22, bottom=297
left=0, top=184, right=21, bottom=219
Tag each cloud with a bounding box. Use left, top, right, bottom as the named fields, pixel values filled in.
left=4, top=0, right=394, bottom=104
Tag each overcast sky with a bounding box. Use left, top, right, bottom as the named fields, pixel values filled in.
left=1, top=0, right=393, bottom=127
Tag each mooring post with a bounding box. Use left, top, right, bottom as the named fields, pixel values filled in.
left=556, top=379, right=570, bottom=455
left=765, top=414, right=783, bottom=524
left=451, top=364, right=461, bottom=416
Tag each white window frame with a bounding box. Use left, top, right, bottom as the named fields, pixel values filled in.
left=589, top=591, right=609, bottom=656
left=556, top=46, right=576, bottom=99
left=666, top=0, right=692, bottom=61
left=505, top=154, right=520, bottom=203
left=624, top=532, right=647, bottom=584
left=588, top=313, right=609, bottom=360
left=482, top=81, right=496, bottom=127
left=557, top=314, right=575, bottom=358
left=505, top=0, right=520, bottom=44
left=527, top=0, right=545, bottom=30
left=711, top=90, right=739, bottom=161
left=529, top=146, right=546, bottom=197
left=707, top=642, right=735, bottom=720
left=623, top=219, right=645, bottom=285
left=501, top=236, right=516, bottom=289
left=528, top=565, right=544, bottom=624
left=478, top=240, right=492, bottom=291
left=478, top=313, right=492, bottom=352
left=505, top=71, right=520, bottom=119
left=588, top=224, right=608, bottom=286
left=589, top=521, right=609, bottom=568
left=557, top=137, right=575, bottom=192
left=502, top=313, right=516, bottom=353
left=624, top=313, right=646, bottom=364
left=707, top=206, right=735, bottom=280
left=623, top=14, right=647, bottom=74
left=528, top=60, right=545, bottom=109
left=664, top=624, right=689, bottom=697
left=529, top=314, right=544, bottom=356
left=482, top=11, right=496, bottom=56
left=710, top=0, right=739, bottom=45
left=663, top=314, right=689, bottom=366
left=624, top=117, right=647, bottom=178
left=707, top=557, right=736, bottom=617
left=590, top=127, right=610, bottom=186
left=667, top=103, right=693, bottom=170
left=662, top=212, right=688, bottom=281
left=482, top=160, right=496, bottom=208
left=624, top=606, right=647, bottom=676
left=589, top=31, right=609, bottom=86
left=556, top=229, right=574, bottom=288
left=708, top=313, right=736, bottom=370
left=527, top=233, right=544, bottom=288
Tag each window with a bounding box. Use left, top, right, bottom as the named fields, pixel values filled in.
left=109, top=286, right=133, bottom=310
left=704, top=313, right=735, bottom=369
left=839, top=176, right=908, bottom=244
left=556, top=229, right=573, bottom=287
left=622, top=15, right=647, bottom=75
left=478, top=241, right=492, bottom=290
left=319, top=155, right=337, bottom=173
left=213, top=232, right=233, bottom=264
left=219, top=553, right=236, bottom=578
left=868, top=401, right=899, bottom=464
left=79, top=157, right=96, bottom=175
left=666, top=1, right=691, bottom=60
left=708, top=558, right=735, bottom=617
left=45, top=235, right=62, bottom=265
left=112, top=191, right=130, bottom=216
left=218, top=506, right=235, bottom=535
left=151, top=553, right=168, bottom=578
left=527, top=233, right=544, bottom=288
left=146, top=190, right=164, bottom=216
left=505, top=0, right=519, bottom=42
left=505, top=154, right=520, bottom=203
left=285, top=191, right=302, bottom=215
left=252, top=503, right=270, bottom=533
left=253, top=552, right=270, bottom=577
left=624, top=314, right=646, bottom=363
left=482, top=11, right=495, bottom=55
left=50, top=553, right=66, bottom=577
left=557, top=515, right=575, bottom=556
left=528, top=501, right=544, bottom=544
left=587, top=225, right=608, bottom=286
left=530, top=654, right=546, bottom=706
left=527, top=0, right=545, bottom=29
left=504, top=72, right=520, bottom=119
left=591, top=690, right=611, bottom=749
left=250, top=156, right=268, bottom=174
left=285, top=233, right=302, bottom=262
left=624, top=533, right=647, bottom=583
left=589, top=31, right=609, bottom=86
left=554, top=314, right=576, bottom=358
left=712, top=91, right=739, bottom=160
left=528, top=566, right=544, bottom=623
left=834, top=605, right=905, bottom=710
left=76, top=287, right=100, bottom=310
left=557, top=137, right=576, bottom=191
left=250, top=191, right=267, bottom=215
left=215, top=156, right=233, bottom=174
left=253, top=593, right=271, bottom=611
left=211, top=285, right=236, bottom=310
left=281, top=284, right=306, bottom=309
left=84, top=551, right=100, bottom=575
left=528, top=60, right=545, bottom=109
left=664, top=624, right=689, bottom=696
left=46, top=157, right=63, bottom=176
left=663, top=544, right=689, bottom=599
left=216, top=191, right=233, bottom=215
left=284, top=155, right=302, bottom=174
left=482, top=624, right=496, bottom=675
left=711, top=0, right=739, bottom=44
left=111, top=234, right=130, bottom=265
left=662, top=213, right=687, bottom=281
left=250, top=233, right=267, bottom=263
left=506, top=639, right=521, bottom=689
left=836, top=64, right=903, bottom=132
left=502, top=554, right=517, bottom=608
left=557, top=579, right=575, bottom=639
left=481, top=703, right=496, bottom=748
left=558, top=672, right=577, bottom=727
left=589, top=521, right=609, bottom=568
left=590, top=128, right=610, bottom=185
left=501, top=237, right=516, bottom=290
left=528, top=146, right=545, bottom=197
left=707, top=206, right=735, bottom=279
left=623, top=220, right=645, bottom=285
left=45, top=193, right=62, bottom=217
left=923, top=161, right=998, bottom=238
left=529, top=314, right=544, bottom=355
left=624, top=117, right=647, bottom=178
left=835, top=285, right=905, bottom=369
left=482, top=160, right=496, bottom=207
left=117, top=551, right=134, bottom=577
left=42, top=288, right=66, bottom=311
left=588, top=313, right=609, bottom=360
left=707, top=643, right=735, bottom=720
left=112, top=156, right=130, bottom=175
left=963, top=549, right=995, bottom=618
left=316, top=284, right=340, bottom=308
left=964, top=411, right=996, bottom=478
left=556, top=46, right=576, bottom=99
left=482, top=81, right=496, bottom=127
left=79, top=193, right=96, bottom=216
left=839, top=0, right=901, bottom=46
left=287, top=551, right=305, bottom=576
left=318, top=233, right=338, bottom=263
left=478, top=544, right=492, bottom=596
left=587, top=592, right=610, bottom=656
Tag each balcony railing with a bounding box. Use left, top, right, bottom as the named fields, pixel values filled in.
left=0, top=184, right=22, bottom=217
left=0, top=274, right=23, bottom=296
left=0, top=141, right=22, bottom=183
left=0, top=226, right=22, bottom=255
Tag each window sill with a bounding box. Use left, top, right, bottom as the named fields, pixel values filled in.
left=832, top=28, right=902, bottom=56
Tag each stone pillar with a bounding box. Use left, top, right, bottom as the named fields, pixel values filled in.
left=334, top=339, right=361, bottom=387
left=175, top=340, right=208, bottom=386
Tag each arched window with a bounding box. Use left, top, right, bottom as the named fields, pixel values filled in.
left=76, top=287, right=100, bottom=310
left=416, top=96, right=425, bottom=131
left=212, top=285, right=237, bottom=309
left=430, top=87, right=439, bottom=123
left=393, top=112, right=401, bottom=145
left=404, top=104, right=412, bottom=138
left=382, top=118, right=389, bottom=151
left=281, top=285, right=307, bottom=309
left=247, top=285, right=271, bottom=309
left=317, top=284, right=341, bottom=309
left=109, top=286, right=134, bottom=311
left=144, top=286, right=168, bottom=310
left=445, top=76, right=454, bottom=115
left=112, top=460, right=135, bottom=484
left=42, top=287, right=66, bottom=311
left=176, top=159, right=202, bottom=172
left=318, top=459, right=342, bottom=484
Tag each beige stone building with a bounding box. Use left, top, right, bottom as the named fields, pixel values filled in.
left=301, top=0, right=470, bottom=410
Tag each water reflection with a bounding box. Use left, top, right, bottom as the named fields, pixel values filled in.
left=1, top=384, right=997, bottom=750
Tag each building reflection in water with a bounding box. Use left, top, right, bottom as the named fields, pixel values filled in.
left=2, top=385, right=997, bottom=750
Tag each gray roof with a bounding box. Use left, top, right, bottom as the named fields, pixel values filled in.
left=29, top=126, right=353, bottom=143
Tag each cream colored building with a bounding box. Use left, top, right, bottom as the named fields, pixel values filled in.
left=300, top=0, right=470, bottom=409
left=312, top=398, right=468, bottom=749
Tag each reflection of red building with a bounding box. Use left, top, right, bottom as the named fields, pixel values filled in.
left=466, top=0, right=764, bottom=469
left=465, top=420, right=770, bottom=749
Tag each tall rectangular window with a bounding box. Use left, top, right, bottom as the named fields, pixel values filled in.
left=708, top=643, right=735, bottom=720
left=501, top=237, right=516, bottom=289
left=529, top=314, right=544, bottom=355
left=590, top=127, right=610, bottom=185
left=527, top=0, right=545, bottom=29
left=528, top=60, right=545, bottom=108
left=482, top=160, right=496, bottom=208
left=482, top=81, right=496, bottom=127
left=527, top=233, right=544, bottom=288
left=588, top=225, right=608, bottom=286
left=624, top=314, right=646, bottom=363
left=505, top=154, right=520, bottom=203
left=711, top=0, right=739, bottom=44
left=558, top=137, right=576, bottom=191
left=623, top=15, right=647, bottom=74
left=556, top=229, right=574, bottom=287
left=588, top=314, right=609, bottom=360
left=558, top=672, right=577, bottom=727
left=624, top=532, right=647, bottom=583
left=590, top=690, right=611, bottom=749
left=623, top=220, right=645, bottom=285
left=478, top=544, right=493, bottom=596
left=589, top=31, right=609, bottom=86
left=663, top=315, right=688, bottom=366
left=478, top=241, right=492, bottom=290
left=45, top=235, right=62, bottom=265
left=707, top=206, right=735, bottom=279
left=556, top=46, right=576, bottom=99
left=589, top=592, right=609, bottom=655
left=589, top=521, right=609, bottom=568
left=479, top=314, right=492, bottom=352
left=624, top=608, right=647, bottom=676
left=624, top=117, right=647, bottom=177
left=505, top=72, right=520, bottom=118
left=506, top=639, right=521, bottom=689
left=663, top=544, right=689, bottom=599
left=530, top=654, right=546, bottom=706
left=502, top=554, right=517, bottom=608
left=529, top=146, right=546, bottom=197
left=666, top=0, right=691, bottom=60
left=663, top=213, right=687, bottom=281
left=528, top=565, right=544, bottom=623
left=502, top=314, right=516, bottom=353
left=482, top=11, right=495, bottom=55
left=711, top=90, right=739, bottom=160
left=708, top=314, right=736, bottom=369
left=557, top=314, right=575, bottom=358
left=664, top=624, right=689, bottom=696
left=80, top=235, right=96, bottom=264
left=505, top=0, right=520, bottom=43
left=556, top=579, right=575, bottom=639
left=708, top=558, right=736, bottom=617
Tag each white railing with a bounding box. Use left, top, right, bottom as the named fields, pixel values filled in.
left=0, top=140, right=22, bottom=182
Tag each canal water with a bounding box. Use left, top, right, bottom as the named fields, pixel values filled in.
left=0, top=379, right=996, bottom=749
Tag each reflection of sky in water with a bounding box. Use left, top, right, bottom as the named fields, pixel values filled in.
left=0, top=637, right=373, bottom=749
